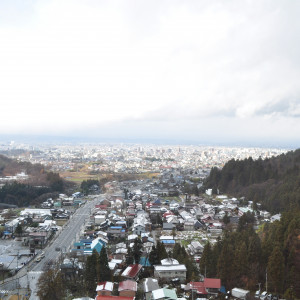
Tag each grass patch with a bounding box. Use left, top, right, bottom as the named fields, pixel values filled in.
left=60, top=170, right=160, bottom=184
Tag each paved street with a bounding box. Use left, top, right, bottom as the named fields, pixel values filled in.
left=0, top=195, right=103, bottom=300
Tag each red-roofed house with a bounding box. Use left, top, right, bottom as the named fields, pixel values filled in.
left=95, top=296, right=134, bottom=300
left=190, top=278, right=221, bottom=296
left=121, top=264, right=142, bottom=280
left=163, top=212, right=174, bottom=219
left=96, top=281, right=114, bottom=296
left=95, top=204, right=108, bottom=210
left=118, top=280, right=137, bottom=297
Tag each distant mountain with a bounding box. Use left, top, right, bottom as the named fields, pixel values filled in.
left=203, top=149, right=300, bottom=213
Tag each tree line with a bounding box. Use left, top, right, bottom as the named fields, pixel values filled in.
left=203, top=149, right=300, bottom=213
left=200, top=209, right=300, bottom=298
left=0, top=171, right=65, bottom=207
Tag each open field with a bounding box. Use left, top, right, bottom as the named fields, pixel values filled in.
left=60, top=170, right=100, bottom=183
left=60, top=170, right=160, bottom=184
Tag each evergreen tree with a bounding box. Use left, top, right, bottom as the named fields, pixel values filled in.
left=126, top=247, right=134, bottom=265
left=15, top=223, right=23, bottom=236
left=133, top=238, right=143, bottom=264
left=235, top=241, right=248, bottom=286
left=185, top=255, right=199, bottom=282
left=200, top=242, right=212, bottom=277
left=85, top=251, right=98, bottom=296
left=222, top=212, right=230, bottom=225
left=267, top=245, right=284, bottom=294
left=217, top=241, right=235, bottom=289
left=156, top=241, right=168, bottom=261
left=172, top=243, right=182, bottom=260
left=149, top=245, right=160, bottom=266
left=98, top=247, right=111, bottom=282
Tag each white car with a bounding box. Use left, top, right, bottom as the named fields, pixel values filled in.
left=260, top=291, right=268, bottom=300
left=255, top=290, right=261, bottom=298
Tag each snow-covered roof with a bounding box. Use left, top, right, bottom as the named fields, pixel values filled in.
left=159, top=235, right=173, bottom=240
left=96, top=281, right=114, bottom=292
left=161, top=258, right=179, bottom=265
left=154, top=264, right=187, bottom=271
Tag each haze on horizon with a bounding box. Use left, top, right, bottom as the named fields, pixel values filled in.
left=0, top=0, right=300, bottom=148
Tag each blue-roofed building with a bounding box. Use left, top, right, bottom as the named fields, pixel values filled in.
left=72, top=237, right=107, bottom=254
left=91, top=238, right=106, bottom=253
left=140, top=256, right=151, bottom=267
left=152, top=199, right=162, bottom=207
left=74, top=241, right=85, bottom=251
left=107, top=226, right=126, bottom=239
left=161, top=239, right=175, bottom=249
left=161, top=240, right=175, bottom=244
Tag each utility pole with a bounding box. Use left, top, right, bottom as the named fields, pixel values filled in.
left=26, top=264, right=30, bottom=298
left=266, top=268, right=268, bottom=292
left=192, top=283, right=194, bottom=300
left=17, top=250, right=19, bottom=300
left=258, top=282, right=261, bottom=291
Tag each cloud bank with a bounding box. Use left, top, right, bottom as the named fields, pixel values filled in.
left=0, top=0, right=299, bottom=146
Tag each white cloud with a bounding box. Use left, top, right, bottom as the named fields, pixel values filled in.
left=0, top=0, right=299, bottom=145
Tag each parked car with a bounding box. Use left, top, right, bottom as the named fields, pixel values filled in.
left=255, top=290, right=261, bottom=299
left=36, top=256, right=42, bottom=262
left=260, top=291, right=268, bottom=300
left=266, top=293, right=272, bottom=300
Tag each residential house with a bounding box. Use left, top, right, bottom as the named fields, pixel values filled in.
left=169, top=201, right=179, bottom=211
left=183, top=221, right=194, bottom=231
left=141, top=232, right=150, bottom=242
left=188, top=241, right=203, bottom=255
left=72, top=237, right=107, bottom=254
left=160, top=237, right=176, bottom=249
left=143, top=278, right=160, bottom=300
left=189, top=278, right=221, bottom=297
left=121, top=264, right=143, bottom=280
left=154, top=264, right=187, bottom=283
left=96, top=281, right=114, bottom=296
left=107, top=226, right=126, bottom=239
left=28, top=232, right=49, bottom=248
left=133, top=224, right=146, bottom=236
left=143, top=241, right=154, bottom=254
left=270, top=214, right=281, bottom=223
left=60, top=258, right=83, bottom=278
left=128, top=234, right=138, bottom=242
left=162, top=223, right=175, bottom=231
left=118, top=280, right=137, bottom=297
left=4, top=219, right=19, bottom=233
left=95, top=214, right=107, bottom=225
left=95, top=296, right=134, bottom=300
left=151, top=288, right=177, bottom=300
left=160, top=258, right=179, bottom=265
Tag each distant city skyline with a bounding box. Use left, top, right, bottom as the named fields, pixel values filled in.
left=0, top=133, right=296, bottom=149
left=0, top=1, right=300, bottom=148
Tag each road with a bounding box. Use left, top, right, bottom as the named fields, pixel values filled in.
left=0, top=195, right=103, bottom=300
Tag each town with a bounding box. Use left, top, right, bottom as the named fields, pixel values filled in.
left=0, top=143, right=288, bottom=300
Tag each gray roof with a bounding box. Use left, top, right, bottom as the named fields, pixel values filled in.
left=163, top=223, right=175, bottom=230
left=143, top=278, right=160, bottom=293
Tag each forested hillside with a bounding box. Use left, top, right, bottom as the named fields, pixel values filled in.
left=199, top=210, right=300, bottom=297
left=0, top=154, right=68, bottom=207
left=203, top=149, right=300, bottom=213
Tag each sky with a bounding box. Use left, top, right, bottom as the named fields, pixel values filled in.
left=0, top=0, right=300, bottom=147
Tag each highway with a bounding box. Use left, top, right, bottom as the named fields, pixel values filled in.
left=0, top=195, right=103, bottom=300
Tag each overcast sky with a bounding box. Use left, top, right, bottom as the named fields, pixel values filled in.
left=0, top=0, right=300, bottom=147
